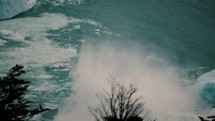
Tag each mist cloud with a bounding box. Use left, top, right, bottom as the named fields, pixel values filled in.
left=55, top=41, right=199, bottom=121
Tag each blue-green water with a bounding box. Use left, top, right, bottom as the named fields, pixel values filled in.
left=0, top=0, right=215, bottom=121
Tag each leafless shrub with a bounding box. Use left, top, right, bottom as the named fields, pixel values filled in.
left=89, top=77, right=155, bottom=121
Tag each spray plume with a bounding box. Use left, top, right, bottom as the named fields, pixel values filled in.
left=55, top=41, right=198, bottom=121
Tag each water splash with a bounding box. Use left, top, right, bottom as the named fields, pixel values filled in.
left=55, top=41, right=199, bottom=121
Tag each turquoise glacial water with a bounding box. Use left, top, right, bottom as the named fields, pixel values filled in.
left=0, top=0, right=215, bottom=121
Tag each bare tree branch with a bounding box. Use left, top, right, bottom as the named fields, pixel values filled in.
left=89, top=77, right=155, bottom=121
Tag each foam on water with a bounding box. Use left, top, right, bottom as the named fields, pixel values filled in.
left=0, top=30, right=25, bottom=41
left=194, top=70, right=215, bottom=105
left=1, top=1, right=214, bottom=120
left=38, top=0, right=84, bottom=6
left=0, top=38, right=6, bottom=46
left=0, top=12, right=108, bottom=120
left=0, top=12, right=108, bottom=68
left=0, top=13, right=69, bottom=37
left=1, top=40, right=77, bottom=66
left=197, top=70, right=215, bottom=83
left=0, top=13, right=79, bottom=120
left=54, top=41, right=202, bottom=121
left=0, top=13, right=77, bottom=67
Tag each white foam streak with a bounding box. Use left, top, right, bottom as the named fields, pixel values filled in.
left=0, top=13, right=69, bottom=37
left=3, top=40, right=77, bottom=66
left=0, top=13, right=77, bottom=67
left=0, top=38, right=7, bottom=46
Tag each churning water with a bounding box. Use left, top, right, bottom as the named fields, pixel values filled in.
left=0, top=0, right=215, bottom=121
